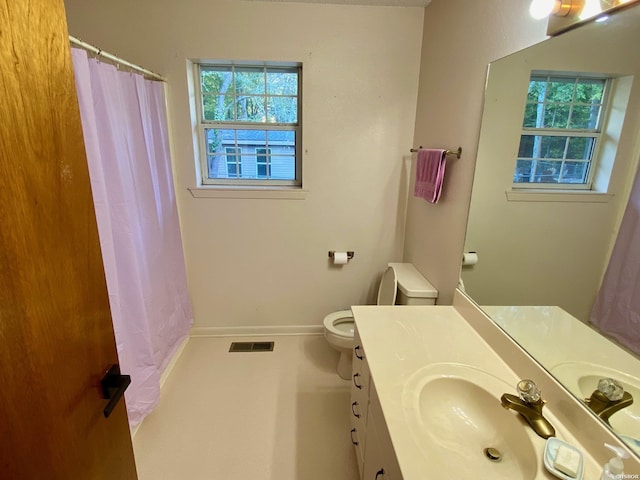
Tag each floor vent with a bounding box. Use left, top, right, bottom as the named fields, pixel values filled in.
left=229, top=341, right=275, bottom=352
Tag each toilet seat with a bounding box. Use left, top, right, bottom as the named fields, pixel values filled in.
left=323, top=310, right=354, bottom=337
left=323, top=266, right=399, bottom=342
left=323, top=310, right=354, bottom=352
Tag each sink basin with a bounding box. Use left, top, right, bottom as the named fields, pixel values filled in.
left=550, top=362, right=640, bottom=444
left=402, top=363, right=539, bottom=479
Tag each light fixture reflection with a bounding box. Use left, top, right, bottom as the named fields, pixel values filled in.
left=580, top=0, right=603, bottom=19
left=529, top=0, right=557, bottom=19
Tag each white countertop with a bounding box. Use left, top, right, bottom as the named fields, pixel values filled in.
left=352, top=305, right=600, bottom=480
left=483, top=305, right=640, bottom=374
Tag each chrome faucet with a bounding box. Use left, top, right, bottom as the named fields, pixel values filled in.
left=501, top=379, right=556, bottom=439
left=585, top=378, right=634, bottom=425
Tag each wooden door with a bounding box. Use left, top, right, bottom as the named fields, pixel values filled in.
left=0, top=0, right=138, bottom=478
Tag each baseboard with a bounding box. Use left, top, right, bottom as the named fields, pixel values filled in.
left=159, top=335, right=190, bottom=388
left=131, top=335, right=190, bottom=438
left=189, top=324, right=324, bottom=337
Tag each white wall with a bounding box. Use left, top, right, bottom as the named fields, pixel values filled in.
left=64, top=0, right=424, bottom=330
left=404, top=0, right=548, bottom=304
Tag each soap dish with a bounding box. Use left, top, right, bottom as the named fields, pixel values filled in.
left=544, top=437, right=584, bottom=480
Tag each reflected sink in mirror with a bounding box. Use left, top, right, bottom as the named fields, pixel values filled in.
left=551, top=362, right=640, bottom=451
left=402, top=363, right=541, bottom=478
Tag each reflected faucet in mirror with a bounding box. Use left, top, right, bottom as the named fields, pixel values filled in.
left=586, top=378, right=634, bottom=425
left=501, top=379, right=556, bottom=439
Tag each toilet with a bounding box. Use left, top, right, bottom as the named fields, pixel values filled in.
left=323, top=263, right=438, bottom=379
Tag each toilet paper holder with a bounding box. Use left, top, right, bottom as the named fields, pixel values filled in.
left=328, top=251, right=354, bottom=261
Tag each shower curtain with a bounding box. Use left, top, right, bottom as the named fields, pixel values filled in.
left=71, top=48, right=193, bottom=427
left=591, top=163, right=640, bottom=355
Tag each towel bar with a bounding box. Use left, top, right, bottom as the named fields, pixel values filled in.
left=409, top=146, right=462, bottom=159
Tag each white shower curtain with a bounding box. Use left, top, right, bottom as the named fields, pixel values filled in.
left=71, top=48, right=193, bottom=427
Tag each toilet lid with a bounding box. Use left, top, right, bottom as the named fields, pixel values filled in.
left=376, top=266, right=397, bottom=306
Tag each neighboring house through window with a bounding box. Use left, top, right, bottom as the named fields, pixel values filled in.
left=195, top=63, right=301, bottom=187
left=514, top=73, right=610, bottom=189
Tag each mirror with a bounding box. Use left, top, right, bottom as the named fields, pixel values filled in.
left=462, top=4, right=640, bottom=456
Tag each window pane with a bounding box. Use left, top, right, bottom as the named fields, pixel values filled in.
left=523, top=103, right=543, bottom=128
left=539, top=136, right=567, bottom=159
left=236, top=96, right=266, bottom=122
left=207, top=153, right=226, bottom=179
left=561, top=161, right=589, bottom=184
left=270, top=156, right=296, bottom=180
left=201, top=68, right=233, bottom=94
left=535, top=160, right=562, bottom=183
left=518, top=135, right=536, bottom=158
left=546, top=77, right=575, bottom=102
left=527, top=78, right=547, bottom=103
left=267, top=130, right=295, bottom=145
left=238, top=155, right=257, bottom=178
left=236, top=129, right=266, bottom=148
left=206, top=128, right=235, bottom=154
left=203, top=94, right=234, bottom=121
left=543, top=103, right=570, bottom=128
left=519, top=135, right=568, bottom=159
left=569, top=104, right=600, bottom=129
left=267, top=97, right=297, bottom=123
left=235, top=68, right=265, bottom=95
left=566, top=137, right=595, bottom=160
left=514, top=159, right=533, bottom=183
left=267, top=70, right=298, bottom=95
left=574, top=78, right=605, bottom=103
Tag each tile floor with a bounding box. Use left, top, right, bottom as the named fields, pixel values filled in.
left=133, top=335, right=360, bottom=480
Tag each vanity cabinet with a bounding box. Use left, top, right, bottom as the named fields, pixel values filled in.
left=350, top=327, right=402, bottom=480
left=350, top=329, right=370, bottom=473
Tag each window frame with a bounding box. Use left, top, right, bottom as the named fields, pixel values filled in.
left=194, top=62, right=302, bottom=188
left=513, top=72, right=612, bottom=191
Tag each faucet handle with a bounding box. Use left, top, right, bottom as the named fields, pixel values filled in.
left=598, top=378, right=625, bottom=401
left=517, top=379, right=542, bottom=404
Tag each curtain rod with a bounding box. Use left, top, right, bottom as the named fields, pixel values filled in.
left=68, top=36, right=167, bottom=82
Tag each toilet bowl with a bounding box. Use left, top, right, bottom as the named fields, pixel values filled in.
left=323, top=263, right=438, bottom=379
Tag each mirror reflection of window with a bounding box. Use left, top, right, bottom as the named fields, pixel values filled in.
left=515, top=73, right=611, bottom=188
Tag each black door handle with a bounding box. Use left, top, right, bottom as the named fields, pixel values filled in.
left=100, top=364, right=131, bottom=418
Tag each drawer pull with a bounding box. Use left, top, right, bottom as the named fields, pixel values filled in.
left=351, top=401, right=361, bottom=418
left=354, top=345, right=363, bottom=360
left=353, top=373, right=363, bottom=389
left=375, top=468, right=385, bottom=479
left=350, top=428, right=359, bottom=446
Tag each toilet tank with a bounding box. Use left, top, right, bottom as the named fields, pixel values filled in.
left=388, top=263, right=438, bottom=305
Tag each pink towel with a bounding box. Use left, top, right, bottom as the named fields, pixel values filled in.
left=414, top=149, right=447, bottom=204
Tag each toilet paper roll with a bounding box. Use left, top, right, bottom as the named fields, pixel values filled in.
left=462, top=252, right=478, bottom=266
left=333, top=252, right=349, bottom=265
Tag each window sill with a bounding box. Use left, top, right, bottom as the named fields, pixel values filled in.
left=188, top=185, right=307, bottom=200
left=505, top=190, right=614, bottom=203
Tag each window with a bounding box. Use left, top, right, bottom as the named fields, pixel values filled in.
left=256, top=148, right=270, bottom=178
left=226, top=148, right=242, bottom=178
left=514, top=73, right=610, bottom=189
left=196, top=63, right=301, bottom=187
